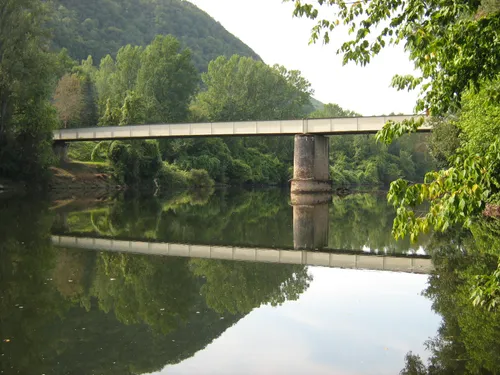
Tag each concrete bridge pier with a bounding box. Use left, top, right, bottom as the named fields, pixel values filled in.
left=291, top=134, right=331, bottom=194
left=292, top=193, right=330, bottom=250
left=53, top=142, right=69, bottom=163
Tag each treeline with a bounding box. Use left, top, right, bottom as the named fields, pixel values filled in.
left=50, top=0, right=261, bottom=71
left=58, top=37, right=314, bottom=187
left=0, top=0, right=435, bottom=189
left=59, top=38, right=435, bottom=188
left=309, top=104, right=435, bottom=186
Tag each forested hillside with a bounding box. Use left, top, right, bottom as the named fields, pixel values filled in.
left=50, top=0, right=261, bottom=71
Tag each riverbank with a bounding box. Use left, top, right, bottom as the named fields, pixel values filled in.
left=49, top=161, right=120, bottom=192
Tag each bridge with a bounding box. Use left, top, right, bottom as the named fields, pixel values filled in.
left=52, top=235, right=433, bottom=274
left=53, top=115, right=430, bottom=193
left=53, top=115, right=427, bottom=141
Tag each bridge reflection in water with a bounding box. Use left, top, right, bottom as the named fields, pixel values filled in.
left=52, top=192, right=431, bottom=274
left=51, top=235, right=432, bottom=274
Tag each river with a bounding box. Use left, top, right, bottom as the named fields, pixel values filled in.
left=0, top=188, right=499, bottom=374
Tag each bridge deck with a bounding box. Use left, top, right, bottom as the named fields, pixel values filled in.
left=53, top=115, right=429, bottom=142
left=52, top=236, right=433, bottom=274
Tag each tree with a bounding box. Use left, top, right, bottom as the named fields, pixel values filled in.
left=396, top=228, right=500, bottom=374
left=286, top=0, right=500, bottom=115
left=53, top=73, right=84, bottom=128
left=94, top=54, right=117, bottom=115
left=287, top=0, right=500, bottom=241
left=309, top=103, right=360, bottom=118
left=399, top=352, right=427, bottom=375
left=0, top=0, right=59, bottom=182
left=75, top=56, right=99, bottom=127
left=195, top=55, right=312, bottom=122
left=182, top=55, right=314, bottom=183
left=387, top=81, right=500, bottom=242
left=136, top=35, right=199, bottom=123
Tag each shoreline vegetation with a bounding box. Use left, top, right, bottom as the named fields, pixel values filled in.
left=0, top=0, right=436, bottom=195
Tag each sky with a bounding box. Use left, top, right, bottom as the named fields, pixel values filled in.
left=154, top=267, right=441, bottom=375
left=189, top=0, right=420, bottom=116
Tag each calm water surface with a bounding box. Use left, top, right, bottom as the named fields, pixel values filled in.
left=0, top=188, right=499, bottom=374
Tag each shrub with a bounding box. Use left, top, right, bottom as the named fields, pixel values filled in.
left=188, top=169, right=215, bottom=188
left=228, top=159, right=253, bottom=184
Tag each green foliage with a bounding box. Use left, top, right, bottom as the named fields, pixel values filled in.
left=196, top=55, right=312, bottom=122
left=329, top=133, right=435, bottom=187
left=471, top=265, right=500, bottom=311
left=399, top=352, right=427, bottom=375
left=73, top=56, right=99, bottom=128
left=108, top=140, right=162, bottom=187
left=156, top=163, right=190, bottom=190
left=311, top=105, right=435, bottom=187
left=68, top=141, right=101, bottom=162
left=136, top=35, right=199, bottom=123
left=288, top=0, right=500, bottom=269
left=469, top=218, right=500, bottom=311
left=387, top=81, right=500, bottom=242
left=188, top=169, right=214, bottom=188
left=309, top=102, right=360, bottom=118
left=376, top=118, right=426, bottom=145
left=398, top=228, right=500, bottom=373
left=70, top=35, right=200, bottom=188
left=428, top=117, right=462, bottom=168
left=459, top=78, right=500, bottom=155
left=228, top=159, right=253, bottom=184
left=94, top=36, right=198, bottom=126
left=162, top=55, right=313, bottom=185
left=156, top=163, right=215, bottom=191
left=287, top=0, right=500, bottom=116
left=50, top=0, right=261, bottom=72
left=0, top=0, right=59, bottom=183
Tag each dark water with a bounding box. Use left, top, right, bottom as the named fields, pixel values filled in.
left=1, top=188, right=499, bottom=374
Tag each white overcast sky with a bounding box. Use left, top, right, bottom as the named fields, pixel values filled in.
left=189, top=0, right=420, bottom=116
left=156, top=268, right=440, bottom=375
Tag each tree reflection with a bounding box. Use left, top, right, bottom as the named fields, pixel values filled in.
left=0, top=194, right=310, bottom=375
left=191, top=259, right=312, bottom=314
left=55, top=190, right=431, bottom=254
left=328, top=194, right=430, bottom=253
left=400, top=224, right=500, bottom=374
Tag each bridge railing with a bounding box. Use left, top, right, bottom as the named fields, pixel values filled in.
left=53, top=115, right=429, bottom=141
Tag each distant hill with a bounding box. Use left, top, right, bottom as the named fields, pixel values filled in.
left=50, top=0, right=261, bottom=71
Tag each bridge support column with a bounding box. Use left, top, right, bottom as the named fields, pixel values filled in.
left=53, top=142, right=69, bottom=163
left=292, top=194, right=330, bottom=250
left=291, top=134, right=331, bottom=194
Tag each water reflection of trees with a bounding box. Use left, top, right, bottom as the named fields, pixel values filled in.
left=0, top=196, right=310, bottom=375
left=400, top=222, right=500, bottom=374
left=191, top=259, right=311, bottom=314
left=329, top=194, right=431, bottom=253
left=57, top=188, right=294, bottom=248
left=55, top=190, right=430, bottom=253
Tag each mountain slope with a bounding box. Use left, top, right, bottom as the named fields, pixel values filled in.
left=51, top=0, right=261, bottom=71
